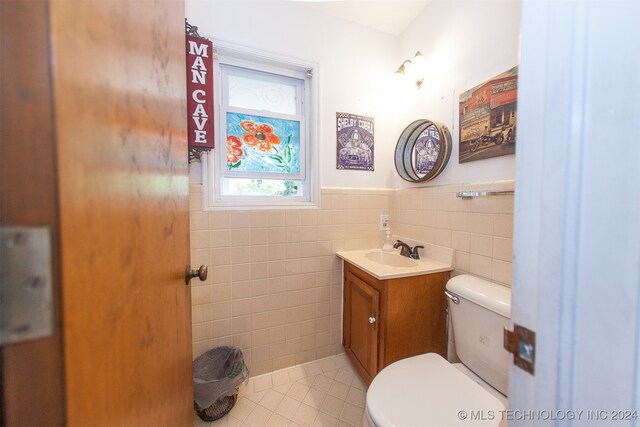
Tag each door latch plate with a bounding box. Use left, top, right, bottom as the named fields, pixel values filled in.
left=0, top=227, right=54, bottom=345
left=504, top=323, right=535, bottom=375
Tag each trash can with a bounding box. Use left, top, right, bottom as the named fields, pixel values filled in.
left=193, top=346, right=249, bottom=421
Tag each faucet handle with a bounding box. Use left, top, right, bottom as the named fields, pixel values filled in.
left=411, top=245, right=424, bottom=259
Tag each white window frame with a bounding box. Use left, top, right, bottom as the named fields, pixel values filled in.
left=203, top=40, right=320, bottom=210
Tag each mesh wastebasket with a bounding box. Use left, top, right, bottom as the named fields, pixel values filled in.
left=193, top=346, right=249, bottom=421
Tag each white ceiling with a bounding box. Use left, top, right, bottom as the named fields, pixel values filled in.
left=300, top=1, right=431, bottom=36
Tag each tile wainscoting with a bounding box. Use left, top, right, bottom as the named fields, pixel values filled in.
left=189, top=181, right=514, bottom=376
left=393, top=180, right=514, bottom=286
left=189, top=186, right=393, bottom=376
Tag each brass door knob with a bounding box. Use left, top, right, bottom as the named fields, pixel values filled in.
left=185, top=265, right=208, bottom=285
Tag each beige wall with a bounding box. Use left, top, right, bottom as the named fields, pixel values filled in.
left=393, top=180, right=514, bottom=287
left=189, top=180, right=514, bottom=377
left=189, top=186, right=393, bottom=376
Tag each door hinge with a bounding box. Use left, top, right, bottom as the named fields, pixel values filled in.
left=0, top=227, right=54, bottom=345
left=504, top=323, right=535, bottom=375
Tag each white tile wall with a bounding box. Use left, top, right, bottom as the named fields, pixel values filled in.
left=189, top=187, right=393, bottom=375
left=393, top=180, right=514, bottom=287
left=190, top=180, right=514, bottom=377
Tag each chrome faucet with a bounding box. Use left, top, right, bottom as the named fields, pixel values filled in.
left=393, top=240, right=424, bottom=260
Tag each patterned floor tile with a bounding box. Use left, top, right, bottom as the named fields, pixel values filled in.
left=194, top=354, right=367, bottom=427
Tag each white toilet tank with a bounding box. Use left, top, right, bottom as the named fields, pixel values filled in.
left=446, top=274, right=511, bottom=396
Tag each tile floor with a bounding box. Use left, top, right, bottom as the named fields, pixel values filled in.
left=195, top=354, right=371, bottom=427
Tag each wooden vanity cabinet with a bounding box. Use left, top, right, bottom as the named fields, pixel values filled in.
left=342, top=261, right=450, bottom=385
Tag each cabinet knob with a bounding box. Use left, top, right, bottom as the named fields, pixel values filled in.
left=368, top=316, right=376, bottom=324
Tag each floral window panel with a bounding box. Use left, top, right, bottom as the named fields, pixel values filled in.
left=207, top=45, right=316, bottom=209
left=225, top=112, right=302, bottom=177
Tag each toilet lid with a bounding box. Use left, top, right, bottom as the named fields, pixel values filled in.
left=366, top=353, right=506, bottom=427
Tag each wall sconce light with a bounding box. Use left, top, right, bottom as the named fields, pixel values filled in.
left=395, top=51, right=426, bottom=89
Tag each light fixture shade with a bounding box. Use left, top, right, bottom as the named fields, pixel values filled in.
left=395, top=59, right=412, bottom=75
left=393, top=55, right=424, bottom=89
left=412, top=51, right=426, bottom=69
left=411, top=51, right=426, bottom=89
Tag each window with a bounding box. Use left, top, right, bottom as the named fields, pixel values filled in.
left=203, top=42, right=318, bottom=210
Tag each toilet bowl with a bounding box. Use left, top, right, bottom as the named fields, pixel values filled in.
left=365, top=275, right=511, bottom=427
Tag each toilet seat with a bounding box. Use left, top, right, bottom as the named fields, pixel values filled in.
left=366, top=353, right=506, bottom=427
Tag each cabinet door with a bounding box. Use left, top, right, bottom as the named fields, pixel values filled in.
left=345, top=272, right=380, bottom=381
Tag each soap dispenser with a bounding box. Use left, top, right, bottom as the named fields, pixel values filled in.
left=382, top=229, right=394, bottom=252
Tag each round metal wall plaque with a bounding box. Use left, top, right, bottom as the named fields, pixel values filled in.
left=394, top=119, right=452, bottom=183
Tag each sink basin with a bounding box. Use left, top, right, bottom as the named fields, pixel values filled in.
left=337, top=248, right=453, bottom=280
left=364, top=251, right=418, bottom=267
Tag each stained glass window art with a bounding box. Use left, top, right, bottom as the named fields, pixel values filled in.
left=206, top=45, right=317, bottom=209
left=225, top=112, right=301, bottom=175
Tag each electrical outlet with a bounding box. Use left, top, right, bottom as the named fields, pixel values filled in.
left=379, top=214, right=390, bottom=231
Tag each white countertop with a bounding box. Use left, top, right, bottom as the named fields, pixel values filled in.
left=336, top=249, right=453, bottom=280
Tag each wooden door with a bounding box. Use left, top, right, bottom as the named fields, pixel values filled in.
left=1, top=1, right=65, bottom=425
left=1, top=1, right=193, bottom=426
left=344, top=270, right=379, bottom=383
left=52, top=1, right=193, bottom=425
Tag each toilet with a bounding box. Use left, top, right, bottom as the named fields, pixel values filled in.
left=365, top=274, right=511, bottom=426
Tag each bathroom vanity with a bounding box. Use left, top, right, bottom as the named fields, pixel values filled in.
left=337, top=248, right=453, bottom=385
